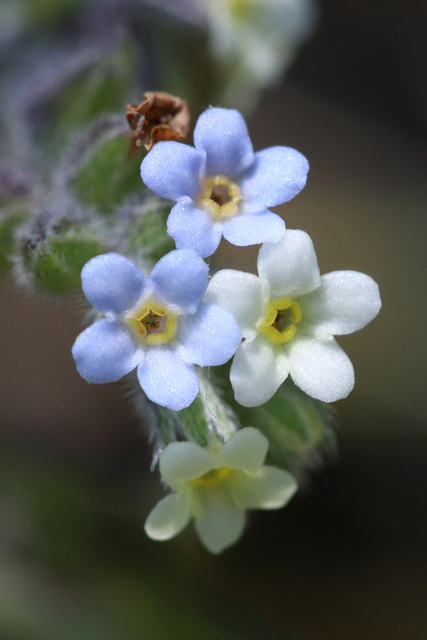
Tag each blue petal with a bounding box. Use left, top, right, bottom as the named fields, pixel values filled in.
left=140, top=141, right=205, bottom=201
left=81, top=253, right=147, bottom=316
left=222, top=212, right=285, bottom=246
left=167, top=198, right=223, bottom=258
left=137, top=348, right=199, bottom=410
left=149, top=249, right=209, bottom=313
left=240, top=146, right=309, bottom=210
left=178, top=303, right=242, bottom=366
left=194, top=108, right=254, bottom=178
left=72, top=319, right=140, bottom=383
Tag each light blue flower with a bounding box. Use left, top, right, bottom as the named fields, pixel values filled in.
left=141, top=107, right=309, bottom=257
left=72, top=250, right=242, bottom=410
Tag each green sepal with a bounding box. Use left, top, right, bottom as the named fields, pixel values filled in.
left=28, top=225, right=103, bottom=295
left=148, top=372, right=239, bottom=459
left=73, top=133, right=144, bottom=215
left=215, top=364, right=336, bottom=474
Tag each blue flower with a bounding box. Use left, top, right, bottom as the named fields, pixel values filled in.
left=72, top=250, right=242, bottom=410
left=140, top=107, right=309, bottom=258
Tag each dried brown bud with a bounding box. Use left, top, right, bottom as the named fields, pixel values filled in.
left=126, top=91, right=190, bottom=152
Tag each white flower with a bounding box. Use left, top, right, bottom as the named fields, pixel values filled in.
left=204, top=229, right=382, bottom=406
left=201, top=0, right=317, bottom=86
left=144, top=427, right=297, bottom=554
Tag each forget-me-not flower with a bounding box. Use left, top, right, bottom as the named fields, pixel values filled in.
left=72, top=250, right=241, bottom=410
left=140, top=107, right=309, bottom=257
left=204, top=229, right=382, bottom=406
left=144, top=427, right=297, bottom=554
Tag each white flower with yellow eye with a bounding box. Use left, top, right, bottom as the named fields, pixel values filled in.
left=144, top=427, right=297, bottom=554
left=204, top=229, right=382, bottom=407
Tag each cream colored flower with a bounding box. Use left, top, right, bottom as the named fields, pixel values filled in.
left=145, top=427, right=297, bottom=554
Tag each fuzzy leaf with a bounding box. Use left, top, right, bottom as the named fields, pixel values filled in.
left=73, top=134, right=144, bottom=215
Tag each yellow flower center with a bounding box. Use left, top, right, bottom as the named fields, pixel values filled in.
left=258, top=296, right=302, bottom=344
left=199, top=175, right=241, bottom=221
left=191, top=466, right=231, bottom=488
left=230, top=0, right=256, bottom=21
left=125, top=298, right=178, bottom=345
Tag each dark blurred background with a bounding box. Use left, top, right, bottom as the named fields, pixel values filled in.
left=1, top=0, right=427, bottom=638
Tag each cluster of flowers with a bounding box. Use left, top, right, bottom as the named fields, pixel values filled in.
left=72, top=107, right=381, bottom=553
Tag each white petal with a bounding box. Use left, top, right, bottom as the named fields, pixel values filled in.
left=194, top=487, right=245, bottom=554
left=257, top=229, right=321, bottom=298
left=203, top=269, right=267, bottom=340
left=230, top=336, right=289, bottom=407
left=302, top=270, right=382, bottom=337
left=159, top=441, right=216, bottom=490
left=218, top=427, right=269, bottom=473
left=144, top=492, right=191, bottom=540
left=287, top=336, right=355, bottom=402
left=228, top=467, right=298, bottom=510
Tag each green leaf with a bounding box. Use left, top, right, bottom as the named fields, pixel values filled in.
left=73, top=133, right=143, bottom=215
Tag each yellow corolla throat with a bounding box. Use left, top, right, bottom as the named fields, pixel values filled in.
left=125, top=299, right=178, bottom=345
left=199, top=175, right=241, bottom=221
left=258, top=296, right=302, bottom=344
left=191, top=466, right=231, bottom=488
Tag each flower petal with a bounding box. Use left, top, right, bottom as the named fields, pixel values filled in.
left=230, top=336, right=289, bottom=407
left=140, top=141, right=205, bottom=201
left=144, top=492, right=191, bottom=541
left=72, top=319, right=139, bottom=383
left=222, top=212, right=285, bottom=246
left=287, top=336, right=355, bottom=402
left=204, top=269, right=267, bottom=340
left=258, top=229, right=321, bottom=298
left=167, top=198, right=223, bottom=258
left=178, top=303, right=241, bottom=366
left=159, top=442, right=216, bottom=489
left=228, top=467, right=297, bottom=510
left=137, top=347, right=199, bottom=410
left=193, top=107, right=254, bottom=178
left=218, top=427, right=269, bottom=473
left=194, top=487, right=245, bottom=554
left=149, top=249, right=209, bottom=313
left=240, top=146, right=309, bottom=210
left=81, top=253, right=147, bottom=316
left=302, top=270, right=382, bottom=338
